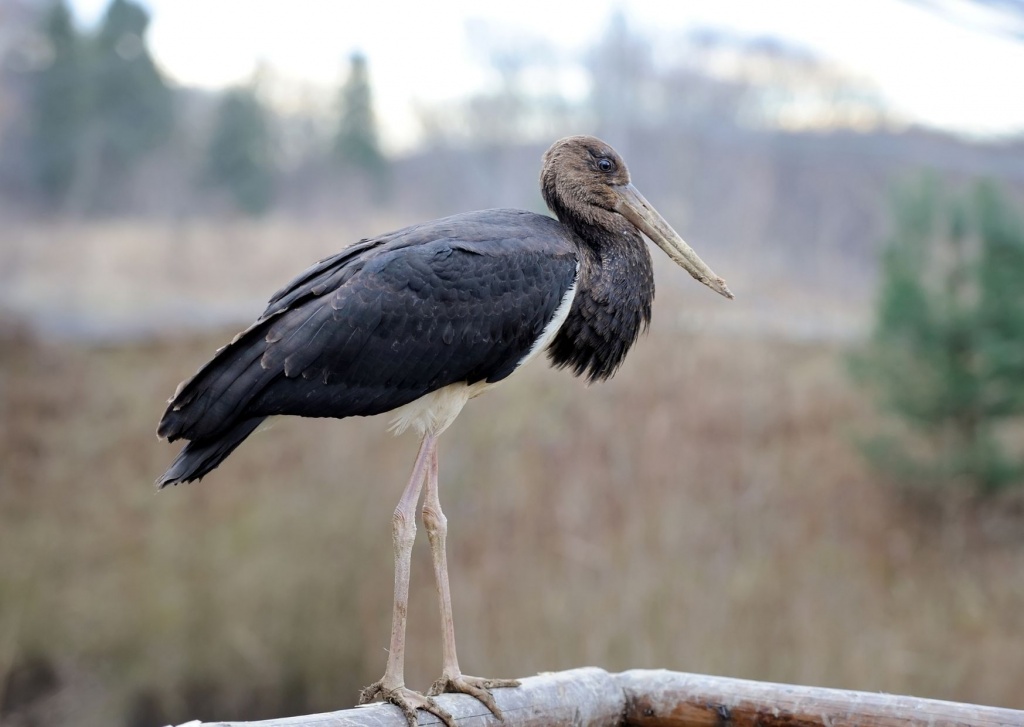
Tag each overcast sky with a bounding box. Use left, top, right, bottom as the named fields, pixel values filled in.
left=68, top=0, right=1024, bottom=150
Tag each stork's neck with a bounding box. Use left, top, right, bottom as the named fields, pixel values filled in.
left=546, top=221, right=655, bottom=382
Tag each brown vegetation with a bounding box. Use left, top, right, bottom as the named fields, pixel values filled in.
left=2, top=276, right=1024, bottom=727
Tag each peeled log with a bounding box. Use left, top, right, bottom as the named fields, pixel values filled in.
left=182, top=667, right=623, bottom=727
left=174, top=667, right=1024, bottom=727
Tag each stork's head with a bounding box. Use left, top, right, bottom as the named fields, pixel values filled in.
left=541, top=135, right=733, bottom=300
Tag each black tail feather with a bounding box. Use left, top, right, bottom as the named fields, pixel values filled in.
left=156, top=417, right=265, bottom=488
left=157, top=334, right=271, bottom=443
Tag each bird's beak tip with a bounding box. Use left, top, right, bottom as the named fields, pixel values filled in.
left=715, top=278, right=735, bottom=300
left=695, top=272, right=734, bottom=300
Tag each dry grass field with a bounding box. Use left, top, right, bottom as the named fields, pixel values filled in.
left=3, top=276, right=1024, bottom=726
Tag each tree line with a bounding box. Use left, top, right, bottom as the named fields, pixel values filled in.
left=13, top=0, right=387, bottom=216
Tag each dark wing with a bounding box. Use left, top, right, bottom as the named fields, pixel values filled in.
left=158, top=209, right=578, bottom=443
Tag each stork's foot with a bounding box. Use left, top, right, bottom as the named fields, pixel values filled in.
left=427, top=673, right=521, bottom=720
left=359, top=681, right=456, bottom=727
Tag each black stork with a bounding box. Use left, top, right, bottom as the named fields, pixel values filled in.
left=156, top=135, right=733, bottom=725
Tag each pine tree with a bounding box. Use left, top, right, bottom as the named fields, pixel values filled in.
left=850, top=179, right=1024, bottom=494
left=27, top=0, right=89, bottom=208
left=205, top=86, right=275, bottom=215
left=90, top=0, right=172, bottom=192
left=333, top=53, right=388, bottom=195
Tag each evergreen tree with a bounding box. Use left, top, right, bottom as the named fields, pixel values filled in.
left=333, top=53, right=388, bottom=194
left=90, top=0, right=172, bottom=188
left=850, top=179, right=1024, bottom=494
left=27, top=0, right=89, bottom=208
left=205, top=86, right=275, bottom=215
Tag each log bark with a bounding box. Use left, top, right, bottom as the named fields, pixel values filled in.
left=171, top=667, right=1024, bottom=727
left=617, top=669, right=1024, bottom=727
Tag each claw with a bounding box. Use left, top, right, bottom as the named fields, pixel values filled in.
left=359, top=681, right=456, bottom=727
left=427, top=674, right=521, bottom=720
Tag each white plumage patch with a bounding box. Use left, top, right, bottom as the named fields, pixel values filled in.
left=516, top=269, right=578, bottom=370
left=387, top=379, right=494, bottom=437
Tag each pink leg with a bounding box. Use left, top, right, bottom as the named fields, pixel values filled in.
left=359, top=434, right=456, bottom=727
left=421, top=443, right=520, bottom=717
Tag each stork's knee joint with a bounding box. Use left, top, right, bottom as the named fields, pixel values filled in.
left=392, top=507, right=417, bottom=549
left=421, top=505, right=447, bottom=537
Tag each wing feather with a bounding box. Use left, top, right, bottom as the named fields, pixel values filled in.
left=158, top=209, right=579, bottom=442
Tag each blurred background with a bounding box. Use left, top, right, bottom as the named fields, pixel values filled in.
left=2, top=1, right=1024, bottom=725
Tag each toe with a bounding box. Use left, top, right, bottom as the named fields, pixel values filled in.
left=358, top=681, right=383, bottom=705
left=428, top=674, right=520, bottom=720
left=417, top=699, right=455, bottom=727
left=360, top=684, right=456, bottom=727
left=457, top=682, right=502, bottom=718
left=479, top=678, right=521, bottom=689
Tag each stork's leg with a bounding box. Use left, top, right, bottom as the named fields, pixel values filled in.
left=422, top=444, right=520, bottom=717
left=359, top=434, right=456, bottom=727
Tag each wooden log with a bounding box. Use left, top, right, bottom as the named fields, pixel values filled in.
left=171, top=667, right=1024, bottom=727
left=175, top=667, right=624, bottom=727
left=617, top=669, right=1024, bottom=727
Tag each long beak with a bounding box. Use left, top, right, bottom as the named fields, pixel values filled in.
left=614, top=183, right=734, bottom=299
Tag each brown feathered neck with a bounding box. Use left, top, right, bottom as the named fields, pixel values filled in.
left=539, top=136, right=655, bottom=382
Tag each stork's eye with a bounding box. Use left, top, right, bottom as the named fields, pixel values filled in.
left=597, top=158, right=614, bottom=173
